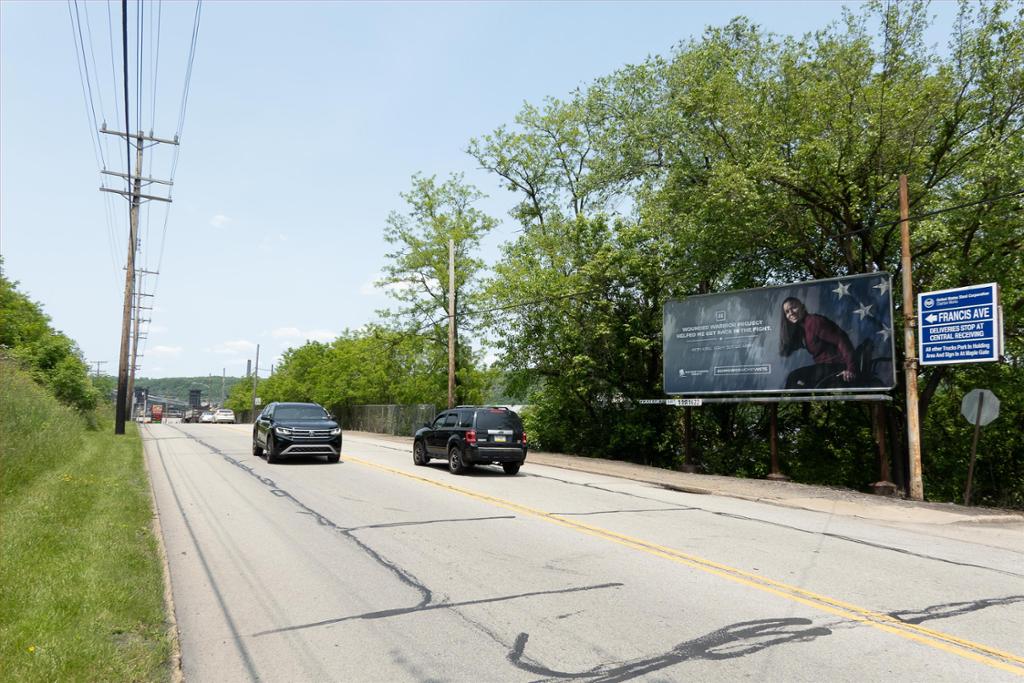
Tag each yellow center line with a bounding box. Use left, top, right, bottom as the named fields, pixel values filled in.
left=345, top=454, right=1024, bottom=676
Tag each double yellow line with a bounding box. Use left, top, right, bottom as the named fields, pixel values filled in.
left=345, top=454, right=1024, bottom=676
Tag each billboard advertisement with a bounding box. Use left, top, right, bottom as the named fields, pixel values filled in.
left=664, top=273, right=896, bottom=395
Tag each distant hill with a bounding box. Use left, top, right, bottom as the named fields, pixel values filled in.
left=135, top=376, right=245, bottom=405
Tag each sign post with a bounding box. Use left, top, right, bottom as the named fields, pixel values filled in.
left=961, top=389, right=999, bottom=506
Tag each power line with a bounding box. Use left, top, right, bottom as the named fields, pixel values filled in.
left=67, top=0, right=106, bottom=171
left=457, top=187, right=1024, bottom=322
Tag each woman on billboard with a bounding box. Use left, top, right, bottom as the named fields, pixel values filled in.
left=779, top=297, right=856, bottom=389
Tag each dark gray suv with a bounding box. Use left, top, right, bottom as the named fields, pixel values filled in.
left=413, top=406, right=527, bottom=475
left=252, top=402, right=342, bottom=464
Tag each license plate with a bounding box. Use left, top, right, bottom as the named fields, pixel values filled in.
left=494, top=435, right=507, bottom=443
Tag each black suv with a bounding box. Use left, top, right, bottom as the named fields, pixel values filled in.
left=413, top=406, right=527, bottom=475
left=252, top=402, right=342, bottom=464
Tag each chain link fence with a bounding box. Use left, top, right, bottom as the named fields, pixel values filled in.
left=331, top=404, right=437, bottom=437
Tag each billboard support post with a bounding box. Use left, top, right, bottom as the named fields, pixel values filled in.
left=899, top=175, right=925, bottom=501
left=870, top=402, right=897, bottom=496
left=680, top=407, right=697, bottom=473
left=766, top=403, right=788, bottom=480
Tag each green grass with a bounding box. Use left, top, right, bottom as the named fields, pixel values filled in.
left=1, top=362, right=171, bottom=682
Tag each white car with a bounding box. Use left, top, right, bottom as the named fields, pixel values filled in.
left=199, top=412, right=216, bottom=423
left=214, top=408, right=235, bottom=424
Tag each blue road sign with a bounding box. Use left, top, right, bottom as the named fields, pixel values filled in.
left=918, top=283, right=1002, bottom=365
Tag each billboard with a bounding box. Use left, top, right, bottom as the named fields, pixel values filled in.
left=664, top=273, right=896, bottom=395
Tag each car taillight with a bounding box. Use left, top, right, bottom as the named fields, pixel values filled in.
left=521, top=430, right=528, bottom=444
left=465, top=429, right=477, bottom=445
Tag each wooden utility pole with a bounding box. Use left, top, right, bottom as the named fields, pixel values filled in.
left=447, top=238, right=456, bottom=409
left=899, top=175, right=924, bottom=501
left=103, top=127, right=175, bottom=434
left=251, top=344, right=260, bottom=420
left=113, top=138, right=145, bottom=434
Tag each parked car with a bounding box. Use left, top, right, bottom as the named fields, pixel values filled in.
left=252, top=402, right=342, bottom=464
left=413, top=406, right=527, bottom=475
left=199, top=412, right=215, bottom=423
left=214, top=408, right=235, bottom=424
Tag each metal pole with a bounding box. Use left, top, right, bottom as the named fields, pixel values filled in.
left=899, top=175, right=924, bottom=501
left=964, top=394, right=984, bottom=506
left=448, top=238, right=456, bottom=409
left=127, top=271, right=143, bottom=419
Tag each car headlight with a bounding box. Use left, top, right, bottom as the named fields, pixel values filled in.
left=330, top=428, right=341, bottom=436
left=275, top=426, right=293, bottom=436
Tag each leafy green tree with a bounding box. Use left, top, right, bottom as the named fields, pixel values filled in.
left=0, top=266, right=96, bottom=413
left=472, top=0, right=1023, bottom=503
left=378, top=173, right=497, bottom=405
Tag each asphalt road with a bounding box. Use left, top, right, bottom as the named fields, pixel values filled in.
left=143, top=423, right=1024, bottom=681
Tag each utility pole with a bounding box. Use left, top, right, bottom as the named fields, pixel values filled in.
left=221, top=368, right=226, bottom=405
left=127, top=277, right=154, bottom=420
left=447, top=239, right=456, bottom=409
left=251, top=344, right=260, bottom=421
left=90, top=360, right=108, bottom=377
left=104, top=126, right=175, bottom=435
left=113, top=136, right=144, bottom=434
left=899, top=175, right=924, bottom=501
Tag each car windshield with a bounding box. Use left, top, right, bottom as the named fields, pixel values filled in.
left=475, top=410, right=521, bottom=431
left=275, top=405, right=327, bottom=420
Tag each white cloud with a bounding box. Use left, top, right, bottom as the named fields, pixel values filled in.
left=210, top=214, right=231, bottom=228
left=149, top=345, right=183, bottom=357
left=208, top=340, right=257, bottom=355
left=361, top=274, right=417, bottom=296
left=258, top=233, right=289, bottom=253
left=271, top=327, right=336, bottom=343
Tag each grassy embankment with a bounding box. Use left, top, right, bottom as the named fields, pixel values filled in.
left=0, top=362, right=171, bottom=682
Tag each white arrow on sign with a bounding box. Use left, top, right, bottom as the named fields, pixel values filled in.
left=925, top=313, right=938, bottom=323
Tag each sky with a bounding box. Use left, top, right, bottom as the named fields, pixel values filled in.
left=1, top=1, right=962, bottom=379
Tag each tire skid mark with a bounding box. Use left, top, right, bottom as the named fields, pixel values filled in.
left=507, top=618, right=832, bottom=681
left=253, top=582, right=624, bottom=637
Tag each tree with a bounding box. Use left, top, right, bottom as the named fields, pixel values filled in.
left=471, top=0, right=1024, bottom=502
left=0, top=265, right=96, bottom=413
left=378, top=173, right=497, bottom=405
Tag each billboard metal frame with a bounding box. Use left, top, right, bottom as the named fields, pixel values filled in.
left=663, top=273, right=897, bottom=397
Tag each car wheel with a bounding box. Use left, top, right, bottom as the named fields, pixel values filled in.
left=448, top=445, right=468, bottom=475
left=413, top=441, right=429, bottom=466
left=502, top=462, right=521, bottom=476
left=326, top=450, right=340, bottom=464
left=266, top=434, right=279, bottom=464
left=252, top=435, right=263, bottom=457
